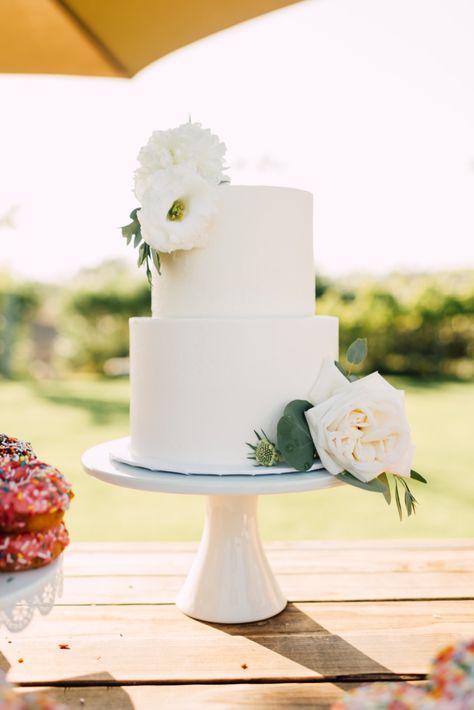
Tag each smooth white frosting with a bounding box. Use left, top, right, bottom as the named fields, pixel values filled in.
left=129, top=184, right=339, bottom=472
left=130, top=316, right=338, bottom=471
left=151, top=185, right=315, bottom=318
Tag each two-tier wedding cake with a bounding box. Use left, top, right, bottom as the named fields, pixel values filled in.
left=117, top=121, right=338, bottom=473
left=118, top=121, right=420, bottom=511
left=129, top=183, right=338, bottom=472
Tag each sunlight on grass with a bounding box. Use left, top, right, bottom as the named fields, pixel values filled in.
left=1, top=377, right=473, bottom=541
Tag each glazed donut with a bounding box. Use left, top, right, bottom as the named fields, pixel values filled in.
left=0, top=522, right=70, bottom=572
left=0, top=459, right=73, bottom=534
left=0, top=434, right=35, bottom=463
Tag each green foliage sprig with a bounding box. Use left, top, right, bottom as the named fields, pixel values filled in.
left=121, top=208, right=161, bottom=285
left=334, top=337, right=368, bottom=380
left=248, top=337, right=428, bottom=520
left=334, top=468, right=427, bottom=520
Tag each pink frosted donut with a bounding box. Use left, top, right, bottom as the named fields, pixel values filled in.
left=0, top=671, right=67, bottom=709
left=0, top=681, right=22, bottom=710
left=332, top=682, right=427, bottom=709
left=21, top=692, right=68, bottom=710
left=0, top=522, right=70, bottom=572
left=428, top=638, right=474, bottom=703
left=0, top=459, right=73, bottom=534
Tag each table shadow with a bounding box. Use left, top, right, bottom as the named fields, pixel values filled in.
left=0, top=650, right=10, bottom=674
left=205, top=602, right=409, bottom=690
left=11, top=672, right=135, bottom=710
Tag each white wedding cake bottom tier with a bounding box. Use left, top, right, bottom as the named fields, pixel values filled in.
left=129, top=315, right=338, bottom=472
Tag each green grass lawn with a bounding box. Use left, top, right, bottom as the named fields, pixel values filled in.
left=1, top=377, right=473, bottom=541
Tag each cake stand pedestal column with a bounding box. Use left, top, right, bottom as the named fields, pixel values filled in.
left=82, top=440, right=341, bottom=624
left=176, top=495, right=286, bottom=623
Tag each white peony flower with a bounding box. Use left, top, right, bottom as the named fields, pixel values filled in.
left=135, top=121, right=227, bottom=200
left=136, top=165, right=218, bottom=253
left=305, top=359, right=414, bottom=482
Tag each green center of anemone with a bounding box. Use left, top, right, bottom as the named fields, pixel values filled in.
left=167, top=199, right=186, bottom=222
left=255, top=439, right=280, bottom=467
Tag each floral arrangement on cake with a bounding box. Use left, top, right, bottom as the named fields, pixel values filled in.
left=122, top=121, right=227, bottom=283
left=248, top=339, right=427, bottom=519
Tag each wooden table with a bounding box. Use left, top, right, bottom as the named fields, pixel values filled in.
left=1, top=540, right=473, bottom=709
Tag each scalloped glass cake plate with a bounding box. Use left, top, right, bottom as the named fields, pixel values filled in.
left=0, top=557, right=63, bottom=632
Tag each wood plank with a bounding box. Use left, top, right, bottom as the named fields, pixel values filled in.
left=64, top=540, right=474, bottom=576
left=19, top=683, right=368, bottom=710
left=56, top=540, right=474, bottom=603
left=67, top=540, right=468, bottom=557
left=55, top=569, right=474, bottom=605
left=2, top=600, right=473, bottom=684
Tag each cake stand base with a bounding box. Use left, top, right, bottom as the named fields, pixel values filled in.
left=82, top=440, right=341, bottom=624
left=176, top=495, right=286, bottom=623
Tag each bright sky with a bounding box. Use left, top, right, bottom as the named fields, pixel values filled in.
left=0, top=0, right=473, bottom=281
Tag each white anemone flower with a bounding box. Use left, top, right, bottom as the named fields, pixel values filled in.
left=137, top=165, right=218, bottom=253
left=135, top=122, right=227, bottom=200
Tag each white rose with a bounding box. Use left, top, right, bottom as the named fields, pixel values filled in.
left=137, top=165, right=217, bottom=253
left=134, top=121, right=227, bottom=200
left=305, top=359, right=414, bottom=482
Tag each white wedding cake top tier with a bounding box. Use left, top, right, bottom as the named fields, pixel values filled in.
left=151, top=185, right=315, bottom=318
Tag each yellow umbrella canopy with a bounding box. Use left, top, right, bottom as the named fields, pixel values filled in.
left=1, top=0, right=300, bottom=78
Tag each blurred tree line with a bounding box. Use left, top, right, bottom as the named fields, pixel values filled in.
left=316, top=271, right=473, bottom=378
left=0, top=276, right=42, bottom=378
left=1, top=262, right=473, bottom=380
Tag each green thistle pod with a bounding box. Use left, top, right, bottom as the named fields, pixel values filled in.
left=254, top=438, right=280, bottom=467
left=246, top=430, right=280, bottom=467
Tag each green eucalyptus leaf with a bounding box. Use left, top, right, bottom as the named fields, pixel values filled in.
left=378, top=473, right=391, bottom=505
left=336, top=471, right=388, bottom=494
left=277, top=400, right=315, bottom=471
left=122, top=208, right=141, bottom=243
left=410, top=470, right=427, bottom=484
left=137, top=242, right=148, bottom=267
left=121, top=222, right=135, bottom=241
left=151, top=248, right=161, bottom=275
left=398, top=476, right=417, bottom=506
left=283, top=400, right=314, bottom=428
left=346, top=338, right=368, bottom=366
left=145, top=259, right=152, bottom=285
left=394, top=480, right=403, bottom=521
left=404, top=488, right=413, bottom=517
left=334, top=360, right=350, bottom=380
left=133, top=230, right=142, bottom=248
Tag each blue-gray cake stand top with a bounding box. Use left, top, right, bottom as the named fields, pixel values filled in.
left=82, top=438, right=340, bottom=496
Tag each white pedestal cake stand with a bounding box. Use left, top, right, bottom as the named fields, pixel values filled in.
left=82, top=440, right=340, bottom=625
